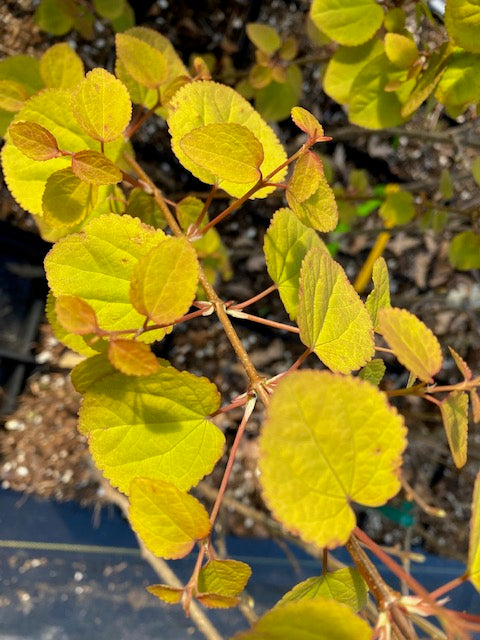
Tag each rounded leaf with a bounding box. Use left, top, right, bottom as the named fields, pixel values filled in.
left=254, top=64, right=302, bottom=122
left=34, top=0, right=75, bottom=35
left=468, top=472, right=480, bottom=590
left=116, top=33, right=168, bottom=89
left=55, top=295, right=98, bottom=335
left=310, top=0, right=384, bottom=46
left=71, top=68, right=132, bottom=142
left=40, top=43, right=85, bottom=90
left=448, top=230, right=480, bottom=270
left=147, top=584, right=183, bottom=604
left=168, top=81, right=287, bottom=199
left=379, top=189, right=415, bottom=227
left=385, top=33, right=419, bottom=69
left=446, top=0, right=480, bottom=53
left=42, top=167, right=98, bottom=229
left=0, top=80, right=28, bottom=112
left=365, top=257, right=391, bottom=331
left=94, top=0, right=125, bottom=19
left=197, top=560, right=252, bottom=597
left=440, top=391, right=469, bottom=469
left=436, top=51, right=480, bottom=108
left=246, top=23, right=282, bottom=55
left=8, top=121, right=59, bottom=161
left=46, top=292, right=103, bottom=357
left=108, top=339, right=160, bottom=376
left=72, top=150, right=122, bottom=185
left=259, top=370, right=406, bottom=549
left=291, top=107, right=324, bottom=138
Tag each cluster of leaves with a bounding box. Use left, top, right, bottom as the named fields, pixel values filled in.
left=2, top=9, right=480, bottom=640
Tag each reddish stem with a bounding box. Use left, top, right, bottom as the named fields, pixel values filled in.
left=429, top=574, right=467, bottom=601
left=194, top=185, right=218, bottom=230
left=230, top=284, right=278, bottom=311
left=227, top=309, right=300, bottom=334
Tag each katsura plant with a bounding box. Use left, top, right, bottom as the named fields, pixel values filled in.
left=2, top=18, right=480, bottom=640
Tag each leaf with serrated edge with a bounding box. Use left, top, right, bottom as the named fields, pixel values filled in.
left=71, top=354, right=116, bottom=393
left=298, top=248, right=374, bottom=373
left=40, top=43, right=84, bottom=89
left=366, top=257, right=391, bottom=331
left=440, top=391, right=468, bottom=469
left=232, top=597, right=372, bottom=640
left=471, top=390, right=480, bottom=424
left=291, top=107, right=324, bottom=138
left=310, top=0, right=383, bottom=46
left=72, top=150, right=122, bottom=185
left=116, top=33, right=168, bottom=89
left=264, top=208, right=328, bottom=320
left=288, top=152, right=322, bottom=203
left=246, top=23, right=281, bottom=54
left=55, top=295, right=98, bottom=335
left=278, top=568, right=367, bottom=612
left=108, top=340, right=160, bottom=376
left=147, top=584, right=183, bottom=604
left=449, top=346, right=472, bottom=381
left=378, top=307, right=442, bottom=383
left=180, top=123, right=264, bottom=185
left=198, top=560, right=251, bottom=597
left=468, top=472, right=480, bottom=591
left=259, top=370, right=406, bottom=549
left=45, top=214, right=167, bottom=342
left=196, top=593, right=240, bottom=608
left=42, top=167, right=98, bottom=229
left=71, top=68, right=132, bottom=143
left=78, top=366, right=223, bottom=493
left=129, top=478, right=210, bottom=559
left=130, top=236, right=199, bottom=326
left=358, top=359, right=386, bottom=386
left=46, top=293, right=103, bottom=358
left=8, top=122, right=59, bottom=161
left=168, top=81, right=286, bottom=199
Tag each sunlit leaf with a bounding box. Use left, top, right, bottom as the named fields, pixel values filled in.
left=264, top=208, right=328, bottom=320
left=436, top=50, right=480, bottom=110
left=448, top=231, right=480, bottom=270
left=116, top=33, right=168, bottom=89
left=291, top=107, right=324, bottom=138
left=365, top=257, right=391, bottom=330
left=259, top=370, right=406, bottom=549
left=168, top=81, right=287, bottom=199
left=0, top=80, right=29, bottom=112
left=446, top=0, right=480, bottom=53
left=379, top=189, right=415, bottom=227
left=401, top=43, right=451, bottom=118
left=254, top=64, right=302, bottom=122
left=198, top=560, right=252, bottom=597
left=449, top=346, right=472, bottom=380
left=179, top=123, right=264, bottom=184
left=440, top=391, right=469, bottom=468
left=46, top=292, right=103, bottom=357
left=8, top=121, right=60, bottom=161
left=130, top=236, right=199, bottom=326
left=288, top=152, right=322, bottom=202
left=129, top=477, right=211, bottom=559
left=40, top=43, right=84, bottom=89
left=385, top=33, right=419, bottom=69
left=78, top=366, right=223, bottom=493
left=358, top=359, right=386, bottom=386
left=71, top=68, right=132, bottom=143
left=468, top=472, right=480, bottom=590
left=72, top=150, right=122, bottom=185
left=310, top=0, right=383, bottom=46
left=42, top=167, right=98, bottom=228
left=108, top=339, right=160, bottom=376
left=55, top=295, right=98, bottom=335
left=196, top=593, right=240, bottom=608
left=278, top=568, right=367, bottom=612
left=246, top=23, right=281, bottom=55
left=298, top=248, right=374, bottom=373
left=378, top=307, right=442, bottom=383
left=147, top=584, right=183, bottom=604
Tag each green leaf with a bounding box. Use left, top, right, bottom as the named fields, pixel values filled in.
left=249, top=64, right=273, bottom=90
left=198, top=560, right=252, bottom=597
left=40, top=43, right=85, bottom=90
left=291, top=107, right=324, bottom=138
left=385, top=33, right=419, bottom=69
left=8, top=121, right=60, bottom=161
left=126, top=188, right=166, bottom=229
left=93, top=0, right=125, bottom=19
left=310, top=0, right=384, bottom=46
left=323, top=39, right=385, bottom=105
left=264, top=208, right=328, bottom=320
left=108, top=340, right=160, bottom=376
left=401, top=43, right=451, bottom=118
left=78, top=366, right=224, bottom=493
left=168, top=80, right=287, bottom=199
left=259, top=370, right=406, bottom=549
left=439, top=168, right=454, bottom=200
left=298, top=248, right=375, bottom=373
left=448, top=230, right=480, bottom=269
left=436, top=51, right=480, bottom=109
left=147, top=584, right=183, bottom=604
left=34, top=0, right=76, bottom=35
left=55, top=295, right=98, bottom=335
left=72, top=150, right=122, bottom=185
left=473, top=157, right=480, bottom=186
left=365, top=257, right=391, bottom=330
left=384, top=8, right=406, bottom=32
left=44, top=214, right=167, bottom=340
left=116, top=33, right=169, bottom=90
left=278, top=568, right=368, bottom=612
left=179, top=123, right=264, bottom=185
left=111, top=2, right=135, bottom=32
left=71, top=68, right=132, bottom=143
left=446, top=0, right=480, bottom=53
left=379, top=189, right=415, bottom=226
left=0, top=55, right=43, bottom=136
left=42, top=167, right=98, bottom=229
left=378, top=307, right=443, bottom=383
left=0, top=80, right=28, bottom=112
left=440, top=391, right=469, bottom=468
left=286, top=152, right=338, bottom=232
left=130, top=236, right=199, bottom=325
left=46, top=292, right=103, bottom=357
left=70, top=353, right=117, bottom=394
left=358, top=359, right=386, bottom=386
left=468, top=472, right=480, bottom=590
left=246, top=23, right=282, bottom=55
left=129, top=478, right=211, bottom=559
left=254, top=64, right=302, bottom=122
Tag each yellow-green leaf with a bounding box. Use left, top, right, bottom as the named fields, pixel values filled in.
left=278, top=568, right=367, bottom=612
left=108, top=339, right=160, bottom=376
left=384, top=7, right=406, bottom=32
left=116, top=33, right=168, bottom=90
left=197, top=560, right=252, bottom=597
left=286, top=152, right=338, bottom=232
left=264, top=208, right=328, bottom=320
left=168, top=81, right=287, bottom=199
left=246, top=23, right=281, bottom=55
left=78, top=366, right=223, bottom=493
left=94, top=0, right=125, bottom=19
left=8, top=121, right=60, bottom=161
left=70, top=354, right=117, bottom=394
left=196, top=593, right=240, bottom=608
left=233, top=596, right=372, bottom=639
left=179, top=123, right=264, bottom=185
left=310, top=0, right=383, bottom=46
left=259, top=370, right=406, bottom=549
left=446, top=0, right=480, bottom=53
left=449, top=346, right=472, bottom=380
left=291, top=107, right=324, bottom=138
left=449, top=230, right=480, bottom=269
left=72, top=150, right=122, bottom=185
left=0, top=80, right=28, bottom=112
left=111, top=1, right=135, bottom=31
left=254, top=64, right=302, bottom=122
left=34, top=0, right=75, bottom=35
left=471, top=390, right=480, bottom=424
left=323, top=39, right=385, bottom=105
left=40, top=43, right=85, bottom=89
left=126, top=188, right=166, bottom=229
left=45, top=214, right=167, bottom=341
left=385, top=33, right=419, bottom=69
left=129, top=478, right=211, bottom=559
left=130, top=236, right=199, bottom=326
left=55, top=295, right=98, bottom=335
left=46, top=292, right=103, bottom=357
left=298, top=248, right=375, bottom=373
left=0, top=55, right=42, bottom=136
left=440, top=391, right=469, bottom=468
left=365, top=257, right=391, bottom=330
left=249, top=64, right=273, bottom=89
left=71, top=68, right=132, bottom=143
left=468, top=472, right=480, bottom=590
left=42, top=167, right=98, bottom=229
left=379, top=189, right=415, bottom=227
left=147, top=584, right=183, bottom=604
left=436, top=50, right=480, bottom=108
left=378, top=307, right=443, bottom=383
left=359, top=359, right=386, bottom=386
